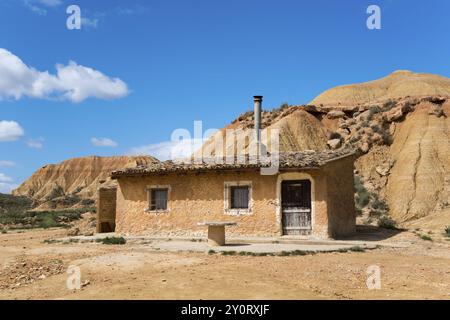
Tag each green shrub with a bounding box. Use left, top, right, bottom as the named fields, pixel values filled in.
left=354, top=175, right=370, bottom=210
left=46, top=185, right=65, bottom=201
left=378, top=216, right=397, bottom=229
left=349, top=246, right=365, bottom=252
left=356, top=193, right=370, bottom=209
left=382, top=100, right=396, bottom=111
left=368, top=106, right=381, bottom=120
left=371, top=198, right=388, bottom=211
left=39, top=214, right=60, bottom=229
left=101, top=236, right=126, bottom=245
left=80, top=198, right=95, bottom=206
left=208, top=249, right=216, bottom=255
left=419, top=234, right=432, bottom=241
left=1, top=229, right=7, bottom=234
left=381, top=131, right=393, bottom=146
left=221, top=251, right=236, bottom=256
left=445, top=226, right=450, bottom=237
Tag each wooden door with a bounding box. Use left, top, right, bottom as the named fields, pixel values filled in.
left=281, top=180, right=312, bottom=235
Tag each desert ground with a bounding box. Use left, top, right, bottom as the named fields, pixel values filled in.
left=0, top=226, right=449, bottom=300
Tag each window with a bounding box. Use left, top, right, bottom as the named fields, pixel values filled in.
left=149, top=188, right=168, bottom=211
left=224, top=181, right=252, bottom=215
left=230, top=186, right=249, bottom=209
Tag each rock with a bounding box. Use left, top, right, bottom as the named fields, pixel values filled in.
left=338, top=119, right=348, bottom=129
left=326, top=110, right=345, bottom=119
left=359, top=142, right=370, bottom=154
left=67, top=227, right=80, bottom=236
left=38, top=274, right=46, bottom=280
left=81, top=280, right=90, bottom=287
left=371, top=133, right=382, bottom=144
left=83, top=231, right=94, bottom=236
left=385, top=107, right=404, bottom=122
left=327, top=139, right=342, bottom=150
left=336, top=128, right=350, bottom=138
left=303, top=105, right=326, bottom=114
left=428, top=106, right=445, bottom=118
left=389, top=122, right=396, bottom=135
left=362, top=127, right=374, bottom=136
left=376, top=165, right=390, bottom=176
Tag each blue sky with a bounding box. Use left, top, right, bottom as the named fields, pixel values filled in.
left=0, top=0, right=449, bottom=193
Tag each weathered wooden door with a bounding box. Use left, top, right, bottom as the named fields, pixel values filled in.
left=281, top=180, right=312, bottom=235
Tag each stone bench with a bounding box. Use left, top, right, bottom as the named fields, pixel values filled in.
left=197, top=221, right=237, bottom=246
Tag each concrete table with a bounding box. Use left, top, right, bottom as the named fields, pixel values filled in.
left=197, top=222, right=237, bottom=246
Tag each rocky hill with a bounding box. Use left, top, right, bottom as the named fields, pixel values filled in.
left=12, top=156, right=159, bottom=205
left=198, top=71, right=450, bottom=228
left=310, top=70, right=450, bottom=106
left=11, top=70, right=450, bottom=229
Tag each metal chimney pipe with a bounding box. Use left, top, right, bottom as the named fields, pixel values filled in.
left=253, top=95, right=263, bottom=145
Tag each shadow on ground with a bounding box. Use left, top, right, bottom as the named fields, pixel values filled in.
left=338, top=225, right=405, bottom=241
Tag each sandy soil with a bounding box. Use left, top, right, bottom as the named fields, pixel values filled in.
left=0, top=228, right=449, bottom=300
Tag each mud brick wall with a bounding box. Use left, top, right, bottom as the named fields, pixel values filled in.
left=97, top=187, right=117, bottom=233
left=114, top=157, right=355, bottom=239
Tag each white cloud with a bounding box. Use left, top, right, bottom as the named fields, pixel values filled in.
left=0, top=121, right=25, bottom=142
left=81, top=17, right=99, bottom=28
left=39, top=0, right=62, bottom=7
left=91, top=137, right=118, bottom=147
left=0, top=173, right=16, bottom=193
left=0, top=48, right=129, bottom=103
left=129, top=139, right=203, bottom=161
left=0, top=173, right=13, bottom=182
left=0, top=160, right=15, bottom=167
left=0, top=182, right=18, bottom=194
left=27, top=137, right=44, bottom=149
left=23, top=0, right=62, bottom=15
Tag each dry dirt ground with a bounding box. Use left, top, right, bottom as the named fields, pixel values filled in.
left=0, top=228, right=449, bottom=300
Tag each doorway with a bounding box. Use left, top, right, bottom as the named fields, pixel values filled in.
left=281, top=180, right=312, bottom=235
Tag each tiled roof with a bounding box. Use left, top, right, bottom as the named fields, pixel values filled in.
left=111, top=149, right=355, bottom=178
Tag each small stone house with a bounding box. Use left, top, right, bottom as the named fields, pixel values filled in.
left=97, top=149, right=356, bottom=240
left=97, top=96, right=356, bottom=240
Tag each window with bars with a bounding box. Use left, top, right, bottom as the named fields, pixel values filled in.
left=149, top=188, right=168, bottom=211
left=230, top=186, right=249, bottom=209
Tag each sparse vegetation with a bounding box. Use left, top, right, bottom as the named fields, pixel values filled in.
left=46, top=185, right=65, bottom=201
left=382, top=100, right=397, bottom=111
left=221, top=251, right=236, bottom=256
left=0, top=207, right=93, bottom=230
left=354, top=175, right=370, bottom=210
left=0, top=193, right=95, bottom=230
left=349, top=246, right=365, bottom=252
left=80, top=198, right=95, bottom=206
left=370, top=197, right=388, bottom=214
left=208, top=249, right=216, bottom=255
left=419, top=234, right=432, bottom=241
left=99, top=236, right=126, bottom=245
left=381, top=131, right=393, bottom=146
left=368, top=106, right=381, bottom=120
left=445, top=226, right=450, bottom=237
left=378, top=215, right=397, bottom=229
